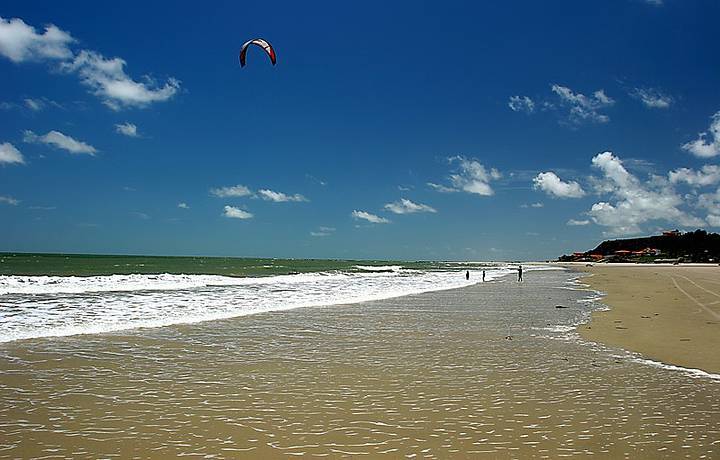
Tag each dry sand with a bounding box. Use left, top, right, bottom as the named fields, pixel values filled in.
left=575, top=264, right=720, bottom=374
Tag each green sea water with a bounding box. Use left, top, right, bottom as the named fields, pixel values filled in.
left=0, top=253, right=484, bottom=277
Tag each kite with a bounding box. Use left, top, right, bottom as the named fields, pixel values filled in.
left=239, top=38, right=277, bottom=67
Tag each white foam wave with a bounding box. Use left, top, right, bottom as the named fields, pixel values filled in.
left=0, top=272, right=349, bottom=296
left=354, top=265, right=403, bottom=272
left=0, top=268, right=513, bottom=343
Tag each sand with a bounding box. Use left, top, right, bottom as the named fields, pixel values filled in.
left=576, top=264, right=720, bottom=374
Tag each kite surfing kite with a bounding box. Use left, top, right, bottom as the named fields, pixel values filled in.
left=239, top=38, right=277, bottom=67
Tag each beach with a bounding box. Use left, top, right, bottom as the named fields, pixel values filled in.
left=1, top=266, right=719, bottom=458
left=576, top=264, right=720, bottom=375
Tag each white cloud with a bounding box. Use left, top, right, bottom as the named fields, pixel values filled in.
left=567, top=219, right=590, bottom=226
left=631, top=88, right=672, bottom=109
left=0, top=142, right=25, bottom=165
left=384, top=198, right=437, bottom=214
left=551, top=84, right=614, bottom=124
left=0, top=17, right=180, bottom=110
left=351, top=210, right=390, bottom=224
left=258, top=189, right=308, bottom=202
left=521, top=202, right=544, bottom=208
left=427, top=182, right=457, bottom=193
left=682, top=111, right=720, bottom=158
left=0, top=17, right=74, bottom=63
left=587, top=151, right=704, bottom=235
left=438, top=156, right=501, bottom=196
left=310, top=226, right=335, bottom=237
left=23, top=130, right=97, bottom=155
left=668, top=165, right=720, bottom=187
left=533, top=171, right=585, bottom=198
left=697, top=187, right=720, bottom=208
left=0, top=195, right=19, bottom=205
left=177, top=202, right=189, bottom=209
left=24, top=98, right=43, bottom=111
left=223, top=205, right=253, bottom=219
left=62, top=50, right=180, bottom=110
left=115, top=122, right=139, bottom=137
left=508, top=95, right=535, bottom=114
left=210, top=184, right=253, bottom=198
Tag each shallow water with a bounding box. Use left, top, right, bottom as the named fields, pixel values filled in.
left=0, top=269, right=718, bottom=458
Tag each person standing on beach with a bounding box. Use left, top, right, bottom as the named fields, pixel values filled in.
left=482, top=270, right=486, bottom=282
left=518, top=265, right=523, bottom=282
left=465, top=270, right=469, bottom=280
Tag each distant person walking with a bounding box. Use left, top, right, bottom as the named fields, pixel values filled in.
left=482, top=270, right=486, bottom=282
left=465, top=270, right=470, bottom=280
left=518, top=265, right=523, bottom=282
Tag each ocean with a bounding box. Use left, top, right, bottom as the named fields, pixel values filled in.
left=0, top=253, right=513, bottom=343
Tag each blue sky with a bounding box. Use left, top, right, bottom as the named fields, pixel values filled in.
left=1, top=0, right=719, bottom=261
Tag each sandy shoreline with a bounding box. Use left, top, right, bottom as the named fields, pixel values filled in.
left=1, top=268, right=719, bottom=457
left=567, top=263, right=720, bottom=374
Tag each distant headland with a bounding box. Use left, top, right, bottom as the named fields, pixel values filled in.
left=558, top=229, right=720, bottom=263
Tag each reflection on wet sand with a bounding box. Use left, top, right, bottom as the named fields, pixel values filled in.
left=1, top=270, right=719, bottom=458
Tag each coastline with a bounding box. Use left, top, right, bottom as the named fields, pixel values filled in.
left=2, top=268, right=719, bottom=457
left=566, top=263, right=720, bottom=374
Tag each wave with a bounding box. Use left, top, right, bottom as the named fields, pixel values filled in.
left=0, top=267, right=513, bottom=343
left=354, top=265, right=403, bottom=272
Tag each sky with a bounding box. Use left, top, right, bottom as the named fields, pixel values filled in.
left=1, top=0, right=719, bottom=261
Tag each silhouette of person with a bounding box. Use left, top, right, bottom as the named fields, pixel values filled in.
left=482, top=270, right=486, bottom=282
left=518, top=265, right=523, bottom=282
left=465, top=270, right=469, bottom=280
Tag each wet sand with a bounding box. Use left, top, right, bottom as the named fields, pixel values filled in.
left=577, top=264, right=720, bottom=374
left=1, top=269, right=719, bottom=458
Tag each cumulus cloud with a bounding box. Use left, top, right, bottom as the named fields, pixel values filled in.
left=508, top=95, right=535, bottom=114
left=567, top=219, right=590, bottom=226
left=0, top=17, right=74, bottom=62
left=258, top=189, right=308, bottom=202
left=668, top=165, right=720, bottom=187
left=62, top=50, right=180, bottom=110
left=434, top=156, right=501, bottom=196
left=0, top=195, right=19, bottom=205
left=115, top=122, right=139, bottom=137
left=177, top=202, right=189, bottom=209
left=682, top=111, right=720, bottom=158
left=351, top=210, right=390, bottom=224
left=0, top=17, right=180, bottom=110
left=630, top=88, right=672, bottom=109
left=384, top=198, right=437, bottom=214
left=223, top=205, right=253, bottom=219
left=427, top=182, right=457, bottom=193
left=587, top=151, right=704, bottom=235
left=533, top=172, right=585, bottom=198
left=696, top=188, right=720, bottom=227
left=210, top=184, right=253, bottom=198
left=310, top=226, right=335, bottom=237
left=23, top=130, right=97, bottom=155
left=0, top=142, right=25, bottom=165
left=551, top=84, right=614, bottom=124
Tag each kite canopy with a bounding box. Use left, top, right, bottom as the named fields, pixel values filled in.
left=239, top=38, right=276, bottom=67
